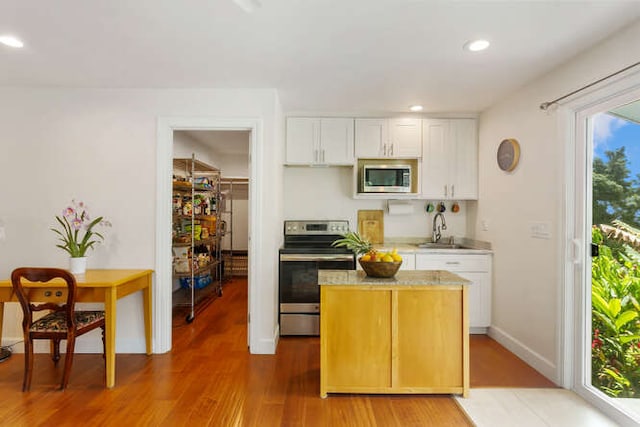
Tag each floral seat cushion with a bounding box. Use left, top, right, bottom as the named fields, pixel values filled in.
left=30, top=311, right=105, bottom=332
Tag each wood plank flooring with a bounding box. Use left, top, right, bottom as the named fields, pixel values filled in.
left=0, top=277, right=555, bottom=426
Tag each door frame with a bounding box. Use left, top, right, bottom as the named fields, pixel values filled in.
left=155, top=116, right=262, bottom=354
left=561, top=72, right=640, bottom=426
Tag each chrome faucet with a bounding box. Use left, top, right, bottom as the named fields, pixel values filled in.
left=432, top=212, right=447, bottom=243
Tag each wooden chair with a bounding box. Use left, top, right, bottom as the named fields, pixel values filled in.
left=11, top=267, right=106, bottom=391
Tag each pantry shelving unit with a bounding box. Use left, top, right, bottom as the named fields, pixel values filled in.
left=172, top=155, right=223, bottom=323
left=220, top=177, right=249, bottom=277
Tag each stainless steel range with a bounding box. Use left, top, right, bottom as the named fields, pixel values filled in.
left=279, top=220, right=355, bottom=336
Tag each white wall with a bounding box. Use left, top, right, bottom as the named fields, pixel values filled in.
left=474, top=20, right=640, bottom=381
left=283, top=167, right=469, bottom=240
left=173, top=131, right=217, bottom=167
left=219, top=153, right=249, bottom=177
left=0, top=88, right=281, bottom=353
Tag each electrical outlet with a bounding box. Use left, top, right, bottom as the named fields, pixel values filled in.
left=530, top=221, right=551, bottom=239
left=0, top=226, right=5, bottom=242
left=481, top=220, right=489, bottom=231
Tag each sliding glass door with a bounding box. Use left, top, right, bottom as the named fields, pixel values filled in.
left=571, top=92, right=640, bottom=427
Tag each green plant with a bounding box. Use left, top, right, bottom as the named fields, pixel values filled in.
left=331, top=231, right=372, bottom=255
left=591, top=225, right=640, bottom=397
left=51, top=199, right=111, bottom=258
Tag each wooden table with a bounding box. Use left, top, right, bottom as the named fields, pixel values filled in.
left=0, top=269, right=153, bottom=388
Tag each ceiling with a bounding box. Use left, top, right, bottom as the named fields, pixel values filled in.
left=1, top=1, right=639, bottom=114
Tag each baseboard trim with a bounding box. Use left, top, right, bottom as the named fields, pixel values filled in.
left=488, top=325, right=557, bottom=382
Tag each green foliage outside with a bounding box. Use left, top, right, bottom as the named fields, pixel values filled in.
left=592, top=146, right=640, bottom=397
left=591, top=227, right=640, bottom=397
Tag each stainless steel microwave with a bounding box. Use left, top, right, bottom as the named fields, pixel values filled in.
left=362, top=164, right=412, bottom=193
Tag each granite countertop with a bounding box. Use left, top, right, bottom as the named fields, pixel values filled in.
left=318, top=269, right=470, bottom=286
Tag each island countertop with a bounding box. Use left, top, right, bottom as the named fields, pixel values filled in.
left=318, top=269, right=470, bottom=286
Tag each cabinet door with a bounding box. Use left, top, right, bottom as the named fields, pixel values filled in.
left=395, top=289, right=463, bottom=388
left=415, top=253, right=491, bottom=329
left=454, top=271, right=490, bottom=328
left=321, top=287, right=391, bottom=389
left=286, top=118, right=318, bottom=164
left=389, top=118, right=422, bottom=158
left=398, top=252, right=415, bottom=270
left=355, top=119, right=387, bottom=158
left=320, top=118, right=354, bottom=165
left=450, top=119, right=478, bottom=199
left=421, top=119, right=450, bottom=199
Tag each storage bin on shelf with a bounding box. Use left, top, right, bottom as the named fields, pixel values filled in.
left=180, top=273, right=212, bottom=290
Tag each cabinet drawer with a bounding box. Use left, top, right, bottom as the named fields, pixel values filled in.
left=415, top=254, right=490, bottom=272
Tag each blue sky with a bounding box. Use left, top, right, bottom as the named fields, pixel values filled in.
left=593, top=113, right=640, bottom=179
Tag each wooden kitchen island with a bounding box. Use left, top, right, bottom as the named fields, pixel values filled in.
left=319, top=269, right=470, bottom=398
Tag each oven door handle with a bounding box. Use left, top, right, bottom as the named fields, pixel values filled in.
left=280, top=254, right=354, bottom=262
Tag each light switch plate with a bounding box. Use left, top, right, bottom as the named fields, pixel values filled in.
left=529, top=221, right=551, bottom=239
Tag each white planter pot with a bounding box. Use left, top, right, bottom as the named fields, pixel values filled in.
left=69, top=256, right=87, bottom=275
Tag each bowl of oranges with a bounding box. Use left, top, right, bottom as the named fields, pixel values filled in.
left=358, top=250, right=403, bottom=278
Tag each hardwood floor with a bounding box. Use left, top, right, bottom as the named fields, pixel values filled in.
left=0, top=277, right=554, bottom=426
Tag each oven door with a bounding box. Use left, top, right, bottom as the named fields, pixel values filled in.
left=279, top=253, right=355, bottom=305
left=279, top=253, right=355, bottom=335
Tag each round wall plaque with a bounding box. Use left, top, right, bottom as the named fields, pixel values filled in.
left=497, top=138, right=520, bottom=172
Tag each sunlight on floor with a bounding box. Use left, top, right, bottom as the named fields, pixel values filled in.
left=455, top=388, right=620, bottom=427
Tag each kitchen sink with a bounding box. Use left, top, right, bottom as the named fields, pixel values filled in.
left=416, top=242, right=467, bottom=249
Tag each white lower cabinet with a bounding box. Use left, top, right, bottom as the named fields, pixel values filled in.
left=398, top=252, right=415, bottom=270
left=415, top=253, right=492, bottom=332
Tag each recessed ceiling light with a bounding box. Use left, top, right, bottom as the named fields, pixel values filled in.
left=464, top=39, right=490, bottom=52
left=409, top=105, right=423, bottom=112
left=0, top=35, right=24, bottom=48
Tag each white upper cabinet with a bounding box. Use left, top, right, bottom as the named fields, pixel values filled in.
left=286, top=117, right=354, bottom=165
left=354, top=118, right=387, bottom=158
left=355, top=118, right=421, bottom=158
left=389, top=118, right=422, bottom=157
left=421, top=118, right=478, bottom=200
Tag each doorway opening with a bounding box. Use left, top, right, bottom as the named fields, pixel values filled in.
left=171, top=130, right=250, bottom=324
left=155, top=117, right=261, bottom=355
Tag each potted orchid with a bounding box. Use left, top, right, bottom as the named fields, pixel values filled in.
left=51, top=199, right=111, bottom=273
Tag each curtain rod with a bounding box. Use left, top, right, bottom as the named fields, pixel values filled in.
left=539, top=60, right=640, bottom=111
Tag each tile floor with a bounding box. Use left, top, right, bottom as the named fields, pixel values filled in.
left=455, top=388, right=621, bottom=427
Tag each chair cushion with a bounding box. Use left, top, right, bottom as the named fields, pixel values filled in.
left=30, top=310, right=105, bottom=332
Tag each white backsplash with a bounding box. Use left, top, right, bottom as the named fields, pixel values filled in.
left=283, top=167, right=472, bottom=240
